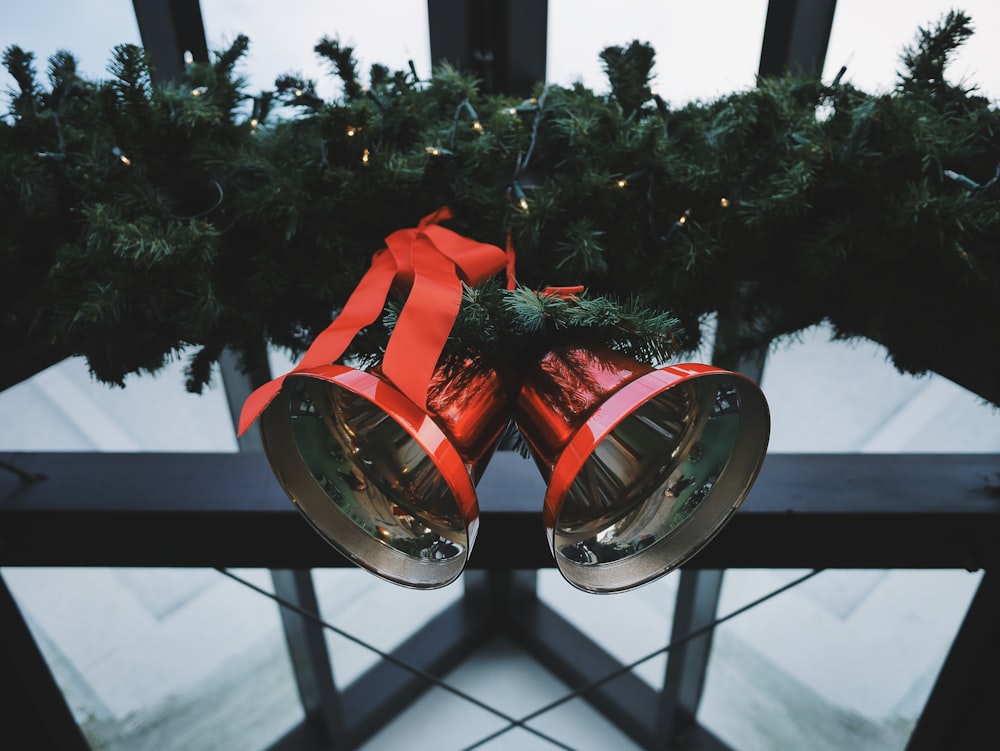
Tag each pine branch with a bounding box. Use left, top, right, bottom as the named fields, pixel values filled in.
left=314, top=37, right=363, bottom=99
left=2, top=46, right=40, bottom=114
left=600, top=41, right=656, bottom=117
left=900, top=10, right=973, bottom=90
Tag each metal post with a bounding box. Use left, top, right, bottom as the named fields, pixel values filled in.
left=428, top=0, right=547, bottom=96
left=218, top=346, right=347, bottom=748
left=463, top=568, right=538, bottom=625
left=270, top=569, right=348, bottom=749
left=758, top=0, right=838, bottom=78
left=131, top=0, right=210, bottom=84
left=655, top=3, right=840, bottom=744
left=0, top=574, right=91, bottom=751
left=656, top=570, right=725, bottom=746
left=906, top=570, right=1000, bottom=750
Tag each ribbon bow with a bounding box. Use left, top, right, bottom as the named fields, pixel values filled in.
left=238, top=207, right=508, bottom=435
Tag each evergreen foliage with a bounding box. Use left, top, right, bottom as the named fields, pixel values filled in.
left=2, top=11, right=998, bottom=406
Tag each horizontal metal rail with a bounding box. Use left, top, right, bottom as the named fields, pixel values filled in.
left=1, top=451, right=998, bottom=570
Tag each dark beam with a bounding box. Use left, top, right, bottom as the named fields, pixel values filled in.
left=0, top=575, right=91, bottom=751
left=132, top=0, right=209, bottom=84
left=428, top=0, right=547, bottom=96
left=906, top=570, right=1000, bottom=750
left=1, top=452, right=999, bottom=570
left=758, top=0, right=838, bottom=77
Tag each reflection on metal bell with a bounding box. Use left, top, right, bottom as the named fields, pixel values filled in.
left=259, top=356, right=512, bottom=589
left=514, top=346, right=770, bottom=594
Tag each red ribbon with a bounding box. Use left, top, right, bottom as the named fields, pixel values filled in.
left=238, top=207, right=508, bottom=435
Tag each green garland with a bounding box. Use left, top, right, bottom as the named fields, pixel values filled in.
left=2, top=11, right=998, bottom=406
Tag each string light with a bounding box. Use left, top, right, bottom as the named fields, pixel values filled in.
left=249, top=117, right=259, bottom=131
left=720, top=197, right=730, bottom=208
left=505, top=107, right=518, bottom=115
left=363, top=87, right=386, bottom=112
left=944, top=169, right=981, bottom=190
left=662, top=208, right=692, bottom=243
left=425, top=146, right=443, bottom=157
left=346, top=125, right=360, bottom=137
left=191, top=86, right=207, bottom=97
left=614, top=170, right=646, bottom=189
left=471, top=120, right=484, bottom=134
left=112, top=146, right=131, bottom=166
left=294, top=88, right=303, bottom=98
left=183, top=50, right=194, bottom=66
left=510, top=182, right=529, bottom=213
left=361, top=148, right=370, bottom=166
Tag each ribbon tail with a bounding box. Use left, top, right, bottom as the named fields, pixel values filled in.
left=237, top=250, right=399, bottom=435
left=382, top=237, right=463, bottom=408
left=505, top=229, right=517, bottom=290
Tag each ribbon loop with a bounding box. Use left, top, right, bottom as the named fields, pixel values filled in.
left=238, top=207, right=507, bottom=435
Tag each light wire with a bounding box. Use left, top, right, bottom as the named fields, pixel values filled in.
left=457, top=568, right=825, bottom=751
left=218, top=566, right=823, bottom=751
left=213, top=567, right=576, bottom=751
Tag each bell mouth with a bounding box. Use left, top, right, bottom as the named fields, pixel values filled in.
left=544, top=364, right=769, bottom=594
left=260, top=366, right=479, bottom=589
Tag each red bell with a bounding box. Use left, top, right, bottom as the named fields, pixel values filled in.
left=258, top=355, right=512, bottom=588
left=514, top=346, right=770, bottom=593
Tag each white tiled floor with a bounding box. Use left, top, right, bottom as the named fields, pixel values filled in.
left=2, top=323, right=998, bottom=750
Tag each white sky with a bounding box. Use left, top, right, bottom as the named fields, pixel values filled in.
left=2, top=1, right=997, bottom=105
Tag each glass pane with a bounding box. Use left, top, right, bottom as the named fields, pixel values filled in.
left=761, top=323, right=1000, bottom=453
left=548, top=0, right=769, bottom=105
left=1, top=0, right=139, bottom=82
left=0, top=354, right=237, bottom=452
left=824, top=0, right=1000, bottom=98
left=200, top=0, right=432, bottom=102
left=3, top=567, right=303, bottom=750
left=313, top=568, right=462, bottom=686
left=698, top=568, right=982, bottom=750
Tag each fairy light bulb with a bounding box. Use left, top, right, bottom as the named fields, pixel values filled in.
left=678, top=209, right=691, bottom=225
left=250, top=117, right=259, bottom=130
left=112, top=146, right=131, bottom=166
left=425, top=146, right=442, bottom=157
left=191, top=86, right=207, bottom=97
left=510, top=182, right=529, bottom=213
left=346, top=125, right=358, bottom=137
left=616, top=178, right=628, bottom=188
left=471, top=120, right=484, bottom=133
left=720, top=197, right=730, bottom=208
left=361, top=148, right=370, bottom=166
left=294, top=88, right=303, bottom=98
left=183, top=50, right=194, bottom=66
left=506, top=107, right=518, bottom=115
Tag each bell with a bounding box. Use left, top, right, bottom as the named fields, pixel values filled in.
left=514, top=346, right=770, bottom=593
left=258, top=355, right=512, bottom=588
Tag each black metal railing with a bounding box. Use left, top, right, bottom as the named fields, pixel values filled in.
left=2, top=450, right=999, bottom=750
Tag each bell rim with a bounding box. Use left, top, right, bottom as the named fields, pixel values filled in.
left=260, top=364, right=480, bottom=589
left=542, top=362, right=770, bottom=593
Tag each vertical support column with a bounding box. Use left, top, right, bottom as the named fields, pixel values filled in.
left=428, top=0, right=547, bottom=96
left=270, top=569, right=347, bottom=749
left=131, top=0, right=209, bottom=84
left=658, top=286, right=772, bottom=747
left=218, top=346, right=346, bottom=748
left=463, top=568, right=538, bottom=625
left=907, top=570, right=1000, bottom=750
left=656, top=570, right=725, bottom=745
left=758, top=0, right=838, bottom=78
left=0, top=574, right=91, bottom=751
